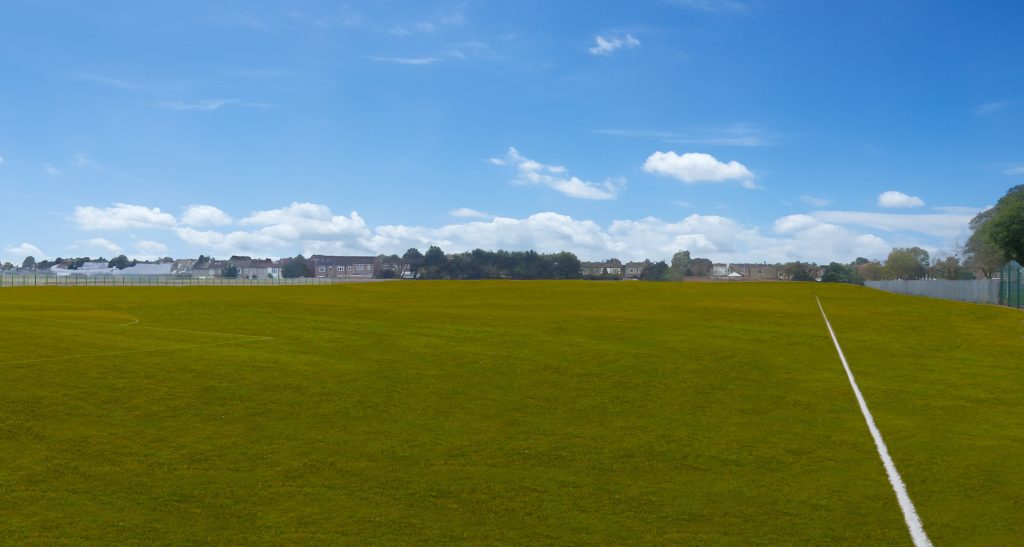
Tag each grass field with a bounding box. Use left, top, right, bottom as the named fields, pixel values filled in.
left=1, top=281, right=1021, bottom=544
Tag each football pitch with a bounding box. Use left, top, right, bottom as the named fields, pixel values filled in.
left=1, top=281, right=1021, bottom=544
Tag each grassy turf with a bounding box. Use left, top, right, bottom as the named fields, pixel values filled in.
left=0, top=282, right=1020, bottom=543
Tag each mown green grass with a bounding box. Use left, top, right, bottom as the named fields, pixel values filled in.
left=0, top=282, right=1020, bottom=544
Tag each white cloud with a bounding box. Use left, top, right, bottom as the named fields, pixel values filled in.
left=588, top=34, right=640, bottom=56
left=643, top=151, right=755, bottom=186
left=181, top=205, right=233, bottom=227
left=493, top=147, right=620, bottom=200
left=811, top=210, right=971, bottom=238
left=43, top=164, right=63, bottom=177
left=135, top=240, right=168, bottom=256
left=177, top=202, right=372, bottom=256
left=4, top=243, right=46, bottom=260
left=0, top=154, right=4, bottom=165
left=367, top=56, right=440, bottom=65
left=799, top=195, right=831, bottom=207
left=72, top=203, right=177, bottom=230
left=877, top=190, right=924, bottom=208
left=1004, top=165, right=1024, bottom=175
left=449, top=208, right=491, bottom=219
left=371, top=211, right=893, bottom=263
left=76, top=237, right=122, bottom=254
left=975, top=101, right=1008, bottom=115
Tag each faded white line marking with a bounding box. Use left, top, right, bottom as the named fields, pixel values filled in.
left=815, top=296, right=931, bottom=547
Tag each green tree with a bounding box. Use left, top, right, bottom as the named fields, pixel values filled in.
left=22, top=256, right=36, bottom=269
left=548, top=251, right=582, bottom=279
left=222, top=264, right=240, bottom=278
left=402, top=248, right=424, bottom=275
left=108, top=255, right=134, bottom=270
left=640, top=261, right=670, bottom=281
left=974, top=184, right=1024, bottom=263
left=821, top=262, right=858, bottom=283
left=884, top=247, right=929, bottom=280
left=421, top=246, right=447, bottom=278
left=856, top=260, right=884, bottom=281
left=282, top=255, right=308, bottom=278
left=930, top=255, right=963, bottom=280
left=783, top=261, right=816, bottom=281
left=670, top=250, right=691, bottom=279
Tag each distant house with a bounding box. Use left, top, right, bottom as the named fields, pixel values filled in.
left=581, top=260, right=623, bottom=278
left=309, top=255, right=379, bottom=278
left=171, top=259, right=196, bottom=275
left=728, top=263, right=782, bottom=280
left=623, top=261, right=646, bottom=280
left=712, top=263, right=730, bottom=277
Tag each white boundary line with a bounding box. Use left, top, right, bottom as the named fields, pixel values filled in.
left=815, top=296, right=932, bottom=547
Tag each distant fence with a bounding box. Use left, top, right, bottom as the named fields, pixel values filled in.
left=0, top=275, right=384, bottom=288
left=865, top=279, right=1001, bottom=305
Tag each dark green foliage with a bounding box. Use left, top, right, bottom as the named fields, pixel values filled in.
left=884, top=247, right=929, bottom=280
left=820, top=262, right=862, bottom=284
left=782, top=261, right=817, bottom=281
left=108, top=255, right=137, bottom=270
left=976, top=185, right=1024, bottom=263
left=409, top=247, right=582, bottom=280
left=21, top=256, right=36, bottom=269
left=221, top=264, right=240, bottom=278
left=640, top=261, right=670, bottom=281
left=281, top=255, right=309, bottom=278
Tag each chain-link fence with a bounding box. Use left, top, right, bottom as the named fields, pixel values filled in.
left=0, top=275, right=385, bottom=288
left=1000, top=261, right=1023, bottom=308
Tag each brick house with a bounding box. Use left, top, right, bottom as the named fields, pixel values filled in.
left=309, top=255, right=378, bottom=278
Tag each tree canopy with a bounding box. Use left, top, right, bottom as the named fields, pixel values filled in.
left=971, top=184, right=1024, bottom=264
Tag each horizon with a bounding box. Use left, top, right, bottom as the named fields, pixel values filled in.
left=2, top=1, right=1022, bottom=264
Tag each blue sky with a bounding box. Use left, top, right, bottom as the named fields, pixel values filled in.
left=1, top=0, right=1022, bottom=264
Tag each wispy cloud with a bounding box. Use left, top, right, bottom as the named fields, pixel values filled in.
left=43, top=164, right=63, bottom=177
left=669, top=0, right=748, bottom=13
left=73, top=72, right=146, bottom=90
left=589, top=34, right=641, bottom=56
left=595, top=124, right=774, bottom=147
left=367, top=56, right=440, bottom=66
left=800, top=195, right=831, bottom=208
left=157, top=99, right=274, bottom=111
left=4, top=243, right=46, bottom=260
left=491, top=147, right=621, bottom=200
left=975, top=101, right=1008, bottom=115
left=1003, top=164, right=1024, bottom=175
left=75, top=237, right=122, bottom=254
left=390, top=9, right=466, bottom=36
left=73, top=153, right=98, bottom=168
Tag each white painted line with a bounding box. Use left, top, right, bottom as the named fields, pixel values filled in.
left=815, top=296, right=932, bottom=547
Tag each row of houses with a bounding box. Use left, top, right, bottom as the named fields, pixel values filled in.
left=47, top=255, right=410, bottom=279
left=579, top=260, right=820, bottom=280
